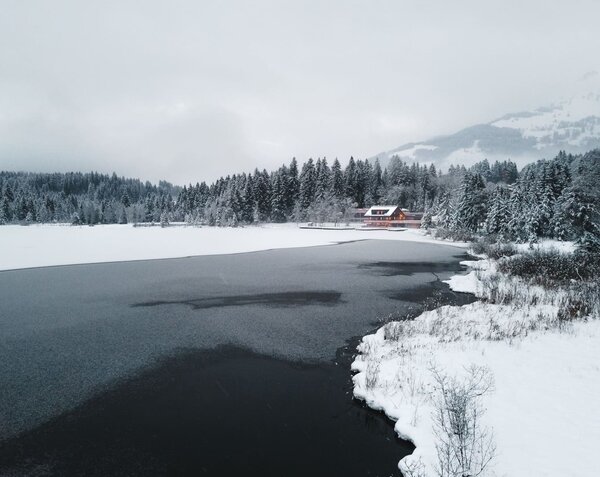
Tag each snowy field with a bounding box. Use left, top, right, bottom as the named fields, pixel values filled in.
left=353, top=251, right=600, bottom=477
left=0, top=223, right=465, bottom=271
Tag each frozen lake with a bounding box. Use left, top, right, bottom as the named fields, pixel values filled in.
left=0, top=239, right=470, bottom=476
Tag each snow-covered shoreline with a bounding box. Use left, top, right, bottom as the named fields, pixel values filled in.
left=352, top=246, right=600, bottom=477
left=0, top=223, right=467, bottom=271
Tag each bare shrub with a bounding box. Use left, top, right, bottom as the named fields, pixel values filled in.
left=402, top=457, right=428, bottom=477
left=477, top=271, right=523, bottom=306
left=397, top=366, right=422, bottom=398
left=557, top=281, right=600, bottom=323
left=384, top=321, right=405, bottom=341
left=364, top=361, right=380, bottom=390
left=477, top=271, right=500, bottom=303
left=423, top=288, right=452, bottom=312
left=487, top=243, right=518, bottom=260
left=358, top=338, right=376, bottom=357
left=432, top=365, right=496, bottom=477
left=471, top=239, right=517, bottom=260
left=382, top=311, right=422, bottom=341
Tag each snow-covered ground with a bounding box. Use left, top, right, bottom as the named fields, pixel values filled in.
left=353, top=251, right=600, bottom=477
left=0, top=223, right=465, bottom=271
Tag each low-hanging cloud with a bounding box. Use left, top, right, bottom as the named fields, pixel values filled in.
left=1, top=0, right=599, bottom=184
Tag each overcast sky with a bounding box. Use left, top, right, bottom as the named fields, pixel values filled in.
left=1, top=0, right=599, bottom=184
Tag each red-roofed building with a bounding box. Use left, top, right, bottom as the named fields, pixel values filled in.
left=363, top=206, right=423, bottom=228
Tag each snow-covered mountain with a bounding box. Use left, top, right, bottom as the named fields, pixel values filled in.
left=373, top=87, right=600, bottom=168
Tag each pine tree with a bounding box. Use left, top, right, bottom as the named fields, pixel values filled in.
left=253, top=169, right=271, bottom=221
left=314, top=158, right=331, bottom=201
left=144, top=197, right=155, bottom=222
left=0, top=197, right=10, bottom=223
left=270, top=172, right=287, bottom=223
left=285, top=159, right=299, bottom=216
left=331, top=159, right=344, bottom=198
left=16, top=196, right=28, bottom=221
left=241, top=174, right=255, bottom=223
left=0, top=200, right=6, bottom=225
left=353, top=160, right=371, bottom=207
left=435, top=191, right=453, bottom=229
left=421, top=207, right=433, bottom=230
left=369, top=159, right=383, bottom=205
left=344, top=157, right=357, bottom=202
left=119, top=207, right=128, bottom=224
left=299, top=159, right=316, bottom=212
left=387, top=157, right=405, bottom=186
left=3, top=184, right=14, bottom=203
left=455, top=173, right=487, bottom=232
left=506, top=180, right=529, bottom=241
left=484, top=186, right=511, bottom=237
left=160, top=211, right=169, bottom=227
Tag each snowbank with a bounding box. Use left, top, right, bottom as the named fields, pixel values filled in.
left=353, top=254, right=600, bottom=477
left=0, top=223, right=465, bottom=271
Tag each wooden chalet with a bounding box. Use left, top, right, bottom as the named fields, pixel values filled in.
left=363, top=205, right=423, bottom=228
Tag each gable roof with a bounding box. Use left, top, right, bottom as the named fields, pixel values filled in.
left=364, top=205, right=399, bottom=217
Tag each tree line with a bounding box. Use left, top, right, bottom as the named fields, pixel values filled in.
left=430, top=150, right=600, bottom=252
left=176, top=157, right=518, bottom=226
left=0, top=171, right=179, bottom=225
left=1, top=150, right=597, bottom=252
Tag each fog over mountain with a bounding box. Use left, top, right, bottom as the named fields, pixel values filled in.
left=373, top=73, right=600, bottom=169
left=1, top=1, right=600, bottom=184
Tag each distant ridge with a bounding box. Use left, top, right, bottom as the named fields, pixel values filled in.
left=372, top=80, right=600, bottom=168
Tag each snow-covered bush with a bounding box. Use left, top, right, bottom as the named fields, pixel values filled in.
left=432, top=365, right=496, bottom=477
left=498, top=248, right=589, bottom=285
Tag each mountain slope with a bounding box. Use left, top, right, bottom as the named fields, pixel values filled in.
left=373, top=88, right=600, bottom=168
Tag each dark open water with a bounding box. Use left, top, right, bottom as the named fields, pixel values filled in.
left=0, top=239, right=472, bottom=476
